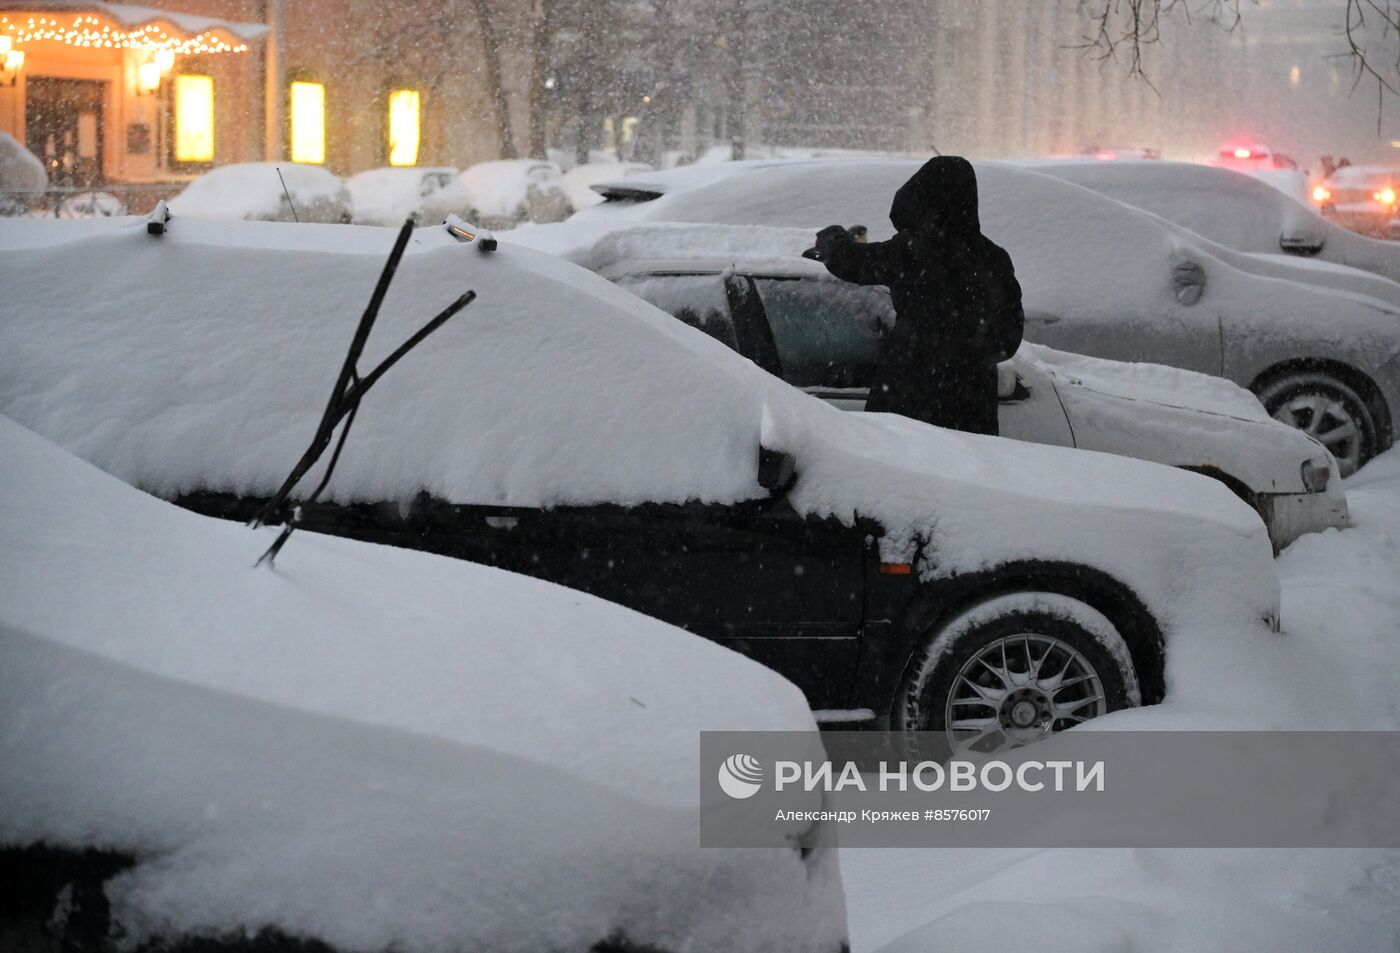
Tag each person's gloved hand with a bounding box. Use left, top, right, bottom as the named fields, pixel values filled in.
left=814, top=225, right=849, bottom=259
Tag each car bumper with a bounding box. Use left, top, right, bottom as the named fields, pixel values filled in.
left=1258, top=489, right=1349, bottom=551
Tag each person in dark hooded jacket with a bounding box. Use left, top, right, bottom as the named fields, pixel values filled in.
left=813, top=156, right=1024, bottom=435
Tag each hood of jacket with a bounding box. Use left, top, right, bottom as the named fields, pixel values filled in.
left=890, top=156, right=981, bottom=235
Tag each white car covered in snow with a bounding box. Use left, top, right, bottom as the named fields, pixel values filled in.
left=346, top=166, right=475, bottom=226
left=1021, top=159, right=1400, bottom=306
left=0, top=216, right=1280, bottom=752
left=571, top=229, right=1345, bottom=550
left=577, top=159, right=1400, bottom=476
left=170, top=161, right=353, bottom=224
left=455, top=158, right=572, bottom=228
left=0, top=415, right=846, bottom=953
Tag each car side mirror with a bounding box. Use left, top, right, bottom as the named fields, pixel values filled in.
left=1173, top=260, right=1206, bottom=306
left=1279, top=234, right=1324, bottom=256
left=758, top=445, right=797, bottom=492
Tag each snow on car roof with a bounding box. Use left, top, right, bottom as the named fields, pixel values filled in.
left=0, top=215, right=1275, bottom=638
left=569, top=161, right=1400, bottom=327
left=0, top=415, right=840, bottom=953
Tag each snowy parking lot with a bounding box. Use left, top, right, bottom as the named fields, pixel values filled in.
left=848, top=449, right=1400, bottom=952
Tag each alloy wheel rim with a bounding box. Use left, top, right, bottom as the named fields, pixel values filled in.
left=1271, top=392, right=1363, bottom=477
left=944, top=633, right=1106, bottom=754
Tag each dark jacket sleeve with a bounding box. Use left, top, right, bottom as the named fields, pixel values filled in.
left=819, top=229, right=912, bottom=287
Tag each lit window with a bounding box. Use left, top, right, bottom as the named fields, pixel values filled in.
left=387, top=89, right=420, bottom=166
left=289, top=81, right=326, bottom=164
left=174, top=74, right=215, bottom=163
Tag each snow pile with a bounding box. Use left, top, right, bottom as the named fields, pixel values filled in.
left=455, top=159, right=571, bottom=226
left=170, top=162, right=352, bottom=224
left=563, top=160, right=653, bottom=209
left=346, top=167, right=472, bottom=226
left=0, top=415, right=844, bottom=953
left=846, top=449, right=1400, bottom=952
left=0, top=131, right=46, bottom=193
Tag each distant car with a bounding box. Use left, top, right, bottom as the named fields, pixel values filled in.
left=170, top=161, right=353, bottom=224
left=1207, top=143, right=1298, bottom=172
left=1311, top=165, right=1400, bottom=238
left=456, top=159, right=572, bottom=228
left=577, top=159, right=1400, bottom=476
left=588, top=241, right=1346, bottom=550
left=346, top=166, right=475, bottom=226
left=0, top=216, right=1282, bottom=751
left=0, top=416, right=845, bottom=953
left=563, top=160, right=654, bottom=209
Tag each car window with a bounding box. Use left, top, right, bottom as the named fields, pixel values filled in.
left=614, top=274, right=739, bottom=351
left=753, top=279, right=892, bottom=388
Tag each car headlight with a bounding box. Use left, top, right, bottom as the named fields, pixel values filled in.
left=1301, top=457, right=1331, bottom=493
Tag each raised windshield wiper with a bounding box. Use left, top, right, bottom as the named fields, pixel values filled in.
left=252, top=218, right=476, bottom=566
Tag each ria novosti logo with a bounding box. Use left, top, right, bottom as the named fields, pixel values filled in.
left=718, top=753, right=764, bottom=799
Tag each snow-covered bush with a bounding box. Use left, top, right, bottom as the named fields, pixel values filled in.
left=171, top=162, right=352, bottom=223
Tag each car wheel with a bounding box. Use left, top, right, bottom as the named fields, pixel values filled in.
left=1257, top=372, right=1376, bottom=477
left=894, top=592, right=1140, bottom=755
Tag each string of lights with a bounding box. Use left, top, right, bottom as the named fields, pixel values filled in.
left=0, top=14, right=250, bottom=55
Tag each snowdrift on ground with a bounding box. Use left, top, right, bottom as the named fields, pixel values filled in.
left=0, top=415, right=844, bottom=953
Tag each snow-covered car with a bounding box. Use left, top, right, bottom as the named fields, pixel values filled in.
left=563, top=160, right=654, bottom=209
left=1206, top=143, right=1298, bottom=173
left=0, top=415, right=846, bottom=953
left=346, top=166, right=475, bottom=226
left=170, top=161, right=353, bottom=224
left=576, top=230, right=1345, bottom=549
left=1025, top=158, right=1400, bottom=287
left=0, top=131, right=46, bottom=216
left=0, top=216, right=1280, bottom=750
left=1311, top=165, right=1400, bottom=238
left=455, top=158, right=571, bottom=228
left=578, top=159, right=1400, bottom=476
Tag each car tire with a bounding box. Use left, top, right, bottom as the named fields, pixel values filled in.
left=1256, top=371, right=1376, bottom=478
left=893, top=592, right=1140, bottom=755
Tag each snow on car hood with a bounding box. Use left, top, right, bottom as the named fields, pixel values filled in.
left=1018, top=344, right=1273, bottom=423
left=0, top=216, right=1277, bottom=646
left=0, top=416, right=843, bottom=953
